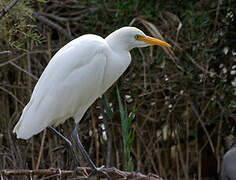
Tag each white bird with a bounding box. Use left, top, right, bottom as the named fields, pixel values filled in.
left=221, top=144, right=236, bottom=180
left=13, top=26, right=170, bottom=178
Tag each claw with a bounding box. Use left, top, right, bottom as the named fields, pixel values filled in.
left=88, top=166, right=111, bottom=180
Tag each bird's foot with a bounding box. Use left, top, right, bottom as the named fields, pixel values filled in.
left=88, top=165, right=110, bottom=180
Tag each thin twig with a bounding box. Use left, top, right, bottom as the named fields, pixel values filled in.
left=0, top=0, right=19, bottom=19
left=0, top=86, right=25, bottom=107
left=36, top=130, right=47, bottom=170
left=190, top=103, right=215, bottom=153
left=176, top=130, right=189, bottom=180
left=185, top=53, right=220, bottom=78
left=0, top=54, right=26, bottom=68
left=0, top=51, right=12, bottom=55
left=0, top=50, right=60, bottom=68
left=10, top=61, right=38, bottom=81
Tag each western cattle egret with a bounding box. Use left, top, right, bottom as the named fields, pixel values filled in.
left=13, top=26, right=170, bottom=178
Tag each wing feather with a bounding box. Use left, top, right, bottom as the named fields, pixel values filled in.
left=13, top=35, right=108, bottom=139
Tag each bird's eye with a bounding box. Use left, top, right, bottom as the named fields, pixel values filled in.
left=134, top=34, right=140, bottom=40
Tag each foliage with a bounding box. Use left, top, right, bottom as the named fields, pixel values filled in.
left=0, top=0, right=46, bottom=51
left=116, top=86, right=135, bottom=171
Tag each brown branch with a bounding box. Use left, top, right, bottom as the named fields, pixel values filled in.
left=0, top=51, right=12, bottom=55
left=190, top=103, right=215, bottom=154
left=0, top=0, right=19, bottom=19
left=32, top=12, right=73, bottom=41
left=0, top=167, right=164, bottom=180
left=36, top=129, right=47, bottom=170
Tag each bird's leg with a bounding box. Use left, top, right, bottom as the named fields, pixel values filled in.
left=71, top=123, right=110, bottom=180
left=48, top=126, right=78, bottom=168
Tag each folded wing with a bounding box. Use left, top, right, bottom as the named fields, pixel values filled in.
left=13, top=35, right=108, bottom=139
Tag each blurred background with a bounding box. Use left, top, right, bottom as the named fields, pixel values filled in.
left=0, top=0, right=235, bottom=179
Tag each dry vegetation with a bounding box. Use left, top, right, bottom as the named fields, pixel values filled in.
left=0, top=0, right=235, bottom=179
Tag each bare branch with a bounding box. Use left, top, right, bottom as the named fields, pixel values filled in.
left=0, top=51, right=12, bottom=55
left=0, top=167, right=164, bottom=180
left=0, top=0, right=19, bottom=19
left=32, top=12, right=73, bottom=41
left=0, top=86, right=25, bottom=107
left=9, top=61, right=38, bottom=80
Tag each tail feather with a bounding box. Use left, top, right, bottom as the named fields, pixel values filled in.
left=13, top=99, right=48, bottom=140
left=13, top=99, right=32, bottom=131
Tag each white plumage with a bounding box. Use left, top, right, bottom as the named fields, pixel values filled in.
left=13, top=27, right=170, bottom=139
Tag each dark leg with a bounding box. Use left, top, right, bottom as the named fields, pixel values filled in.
left=71, top=123, right=110, bottom=179
left=71, top=124, right=96, bottom=169
left=48, top=126, right=78, bottom=168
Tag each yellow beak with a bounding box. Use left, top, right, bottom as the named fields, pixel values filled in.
left=139, top=36, right=171, bottom=47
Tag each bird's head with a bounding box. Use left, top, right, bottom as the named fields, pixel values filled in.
left=105, top=26, right=171, bottom=51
